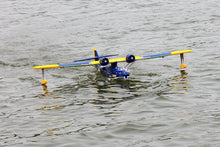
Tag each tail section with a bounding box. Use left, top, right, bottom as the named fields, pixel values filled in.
left=93, top=48, right=99, bottom=61
left=74, top=48, right=118, bottom=62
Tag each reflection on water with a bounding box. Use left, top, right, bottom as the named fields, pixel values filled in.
left=44, top=123, right=72, bottom=136
left=37, top=75, right=150, bottom=109
left=38, top=84, right=62, bottom=99
left=33, top=70, right=192, bottom=137
left=37, top=70, right=190, bottom=108
left=35, top=85, right=72, bottom=137
left=37, top=69, right=190, bottom=113
left=90, top=78, right=149, bottom=108
left=168, top=70, right=190, bottom=94
left=37, top=84, right=66, bottom=111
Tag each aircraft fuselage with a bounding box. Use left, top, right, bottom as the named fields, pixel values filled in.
left=95, top=62, right=129, bottom=78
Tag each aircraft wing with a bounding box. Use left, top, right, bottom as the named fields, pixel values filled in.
left=107, top=50, right=192, bottom=63
left=135, top=50, right=192, bottom=61
left=33, top=61, right=101, bottom=69
left=33, top=57, right=132, bottom=69
left=33, top=50, right=191, bottom=69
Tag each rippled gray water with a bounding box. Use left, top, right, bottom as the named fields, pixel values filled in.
left=1, top=0, right=220, bottom=146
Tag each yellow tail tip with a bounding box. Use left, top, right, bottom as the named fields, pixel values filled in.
left=180, top=64, right=187, bottom=69
left=41, top=80, right=48, bottom=85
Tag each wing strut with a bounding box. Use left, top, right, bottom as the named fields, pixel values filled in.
left=41, top=69, right=48, bottom=85
left=180, top=53, right=187, bottom=69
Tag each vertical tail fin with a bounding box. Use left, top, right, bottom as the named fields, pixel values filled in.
left=93, top=48, right=99, bottom=61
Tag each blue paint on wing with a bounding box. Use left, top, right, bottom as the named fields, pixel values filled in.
left=141, top=52, right=171, bottom=58
left=59, top=61, right=91, bottom=67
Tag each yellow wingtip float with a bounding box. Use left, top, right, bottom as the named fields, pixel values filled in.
left=33, top=48, right=191, bottom=85
left=41, top=80, right=48, bottom=85
left=180, top=64, right=187, bottom=69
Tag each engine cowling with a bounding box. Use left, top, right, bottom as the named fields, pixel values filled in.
left=126, top=54, right=135, bottom=63
left=100, top=57, right=109, bottom=66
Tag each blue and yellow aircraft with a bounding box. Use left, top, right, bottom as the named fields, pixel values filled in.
left=33, top=48, right=191, bottom=85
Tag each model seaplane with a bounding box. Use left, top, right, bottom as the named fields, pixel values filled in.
left=33, top=48, right=191, bottom=85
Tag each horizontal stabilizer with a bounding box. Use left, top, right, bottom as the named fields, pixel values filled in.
left=74, top=57, right=98, bottom=62
left=74, top=54, right=118, bottom=62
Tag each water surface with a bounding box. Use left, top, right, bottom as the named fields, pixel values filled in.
left=0, top=0, right=220, bottom=146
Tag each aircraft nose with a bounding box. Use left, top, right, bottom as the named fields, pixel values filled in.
left=123, top=72, right=129, bottom=77
left=123, top=72, right=129, bottom=79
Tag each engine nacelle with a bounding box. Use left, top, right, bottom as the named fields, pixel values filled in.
left=126, top=54, right=135, bottom=63
left=100, top=57, right=109, bottom=66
